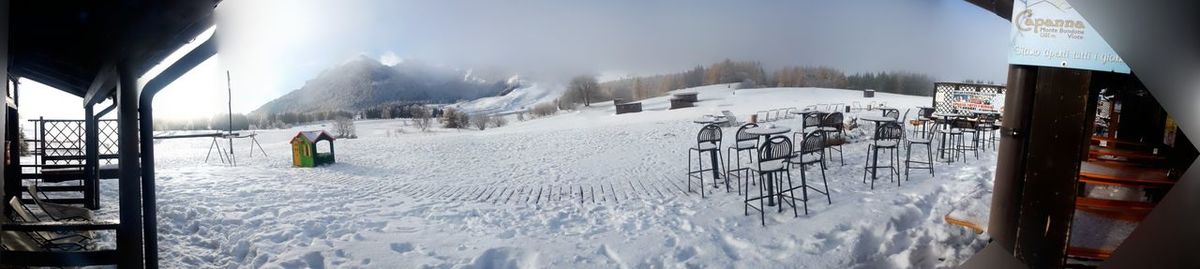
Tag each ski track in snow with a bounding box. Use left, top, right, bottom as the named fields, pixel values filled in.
left=92, top=86, right=990, bottom=268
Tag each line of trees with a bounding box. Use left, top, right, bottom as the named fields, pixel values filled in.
left=556, top=59, right=940, bottom=108
left=846, top=71, right=937, bottom=96
left=153, top=113, right=251, bottom=131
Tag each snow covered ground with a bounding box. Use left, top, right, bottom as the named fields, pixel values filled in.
left=94, top=85, right=994, bottom=268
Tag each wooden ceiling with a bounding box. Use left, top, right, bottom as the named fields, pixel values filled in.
left=8, top=0, right=220, bottom=97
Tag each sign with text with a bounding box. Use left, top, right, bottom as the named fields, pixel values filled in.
left=1008, top=0, right=1130, bottom=73
left=950, top=90, right=1003, bottom=112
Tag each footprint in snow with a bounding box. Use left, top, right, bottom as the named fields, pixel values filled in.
left=389, top=242, right=415, bottom=254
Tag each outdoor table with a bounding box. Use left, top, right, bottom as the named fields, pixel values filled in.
left=859, top=115, right=897, bottom=130
left=694, top=114, right=728, bottom=124
left=692, top=117, right=728, bottom=125
left=744, top=125, right=791, bottom=206
left=931, top=113, right=967, bottom=123
left=791, top=109, right=828, bottom=128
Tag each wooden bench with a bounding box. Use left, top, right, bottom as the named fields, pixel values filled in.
left=1075, top=197, right=1154, bottom=221
left=1088, top=145, right=1166, bottom=164
left=669, top=98, right=694, bottom=110
left=1078, top=161, right=1174, bottom=187
left=615, top=102, right=642, bottom=114
left=1067, top=246, right=1113, bottom=260
left=944, top=212, right=985, bottom=234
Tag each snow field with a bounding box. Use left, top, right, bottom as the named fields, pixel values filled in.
left=94, top=86, right=993, bottom=268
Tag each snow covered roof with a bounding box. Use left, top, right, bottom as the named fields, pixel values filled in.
left=293, top=130, right=335, bottom=143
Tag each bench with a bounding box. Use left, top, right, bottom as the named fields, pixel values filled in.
left=615, top=102, right=642, bottom=114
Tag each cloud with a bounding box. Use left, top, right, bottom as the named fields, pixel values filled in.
left=379, top=51, right=404, bottom=66
left=206, top=0, right=1013, bottom=111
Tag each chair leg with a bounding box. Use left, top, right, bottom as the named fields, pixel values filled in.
left=893, top=147, right=901, bottom=186
left=820, top=164, right=831, bottom=205
left=745, top=172, right=752, bottom=216
left=798, top=170, right=808, bottom=216
left=928, top=144, right=936, bottom=177
left=862, top=145, right=871, bottom=185
left=687, top=150, right=693, bottom=193
left=698, top=151, right=705, bottom=198
left=759, top=174, right=767, bottom=226
left=905, top=142, right=912, bottom=181
left=787, top=171, right=800, bottom=217
left=724, top=148, right=731, bottom=188
left=717, top=149, right=727, bottom=190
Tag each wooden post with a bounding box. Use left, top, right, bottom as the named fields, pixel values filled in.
left=84, top=105, right=99, bottom=209
left=117, top=63, right=145, bottom=268
left=0, top=0, right=8, bottom=220
left=1013, top=67, right=1095, bottom=267
left=989, top=65, right=1038, bottom=251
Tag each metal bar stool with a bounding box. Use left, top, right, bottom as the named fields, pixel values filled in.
left=784, top=131, right=832, bottom=216
left=687, top=124, right=723, bottom=198
left=746, top=136, right=793, bottom=226
left=726, top=123, right=759, bottom=195
left=862, top=121, right=903, bottom=189
left=905, top=120, right=937, bottom=180
left=818, top=112, right=845, bottom=166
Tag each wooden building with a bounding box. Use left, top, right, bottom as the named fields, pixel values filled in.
left=1, top=0, right=221, bottom=267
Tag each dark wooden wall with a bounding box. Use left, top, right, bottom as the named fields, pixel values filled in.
left=992, top=66, right=1101, bottom=268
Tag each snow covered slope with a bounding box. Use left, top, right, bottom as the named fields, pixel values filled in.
left=93, top=86, right=992, bottom=268
left=450, top=81, right=563, bottom=115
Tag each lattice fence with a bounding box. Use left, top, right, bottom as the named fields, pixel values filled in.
left=32, top=119, right=119, bottom=165
left=933, top=82, right=1006, bottom=114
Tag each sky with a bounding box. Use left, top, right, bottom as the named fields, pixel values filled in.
left=18, top=0, right=1012, bottom=120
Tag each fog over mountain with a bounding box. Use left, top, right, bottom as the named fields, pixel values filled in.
left=251, top=56, right=517, bottom=115
left=215, top=0, right=1011, bottom=114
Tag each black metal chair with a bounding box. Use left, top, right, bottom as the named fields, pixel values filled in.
left=784, top=132, right=832, bottom=216
left=726, top=123, right=759, bottom=195
left=950, top=117, right=980, bottom=160
left=793, top=112, right=823, bottom=143
left=905, top=120, right=936, bottom=180
left=746, top=136, right=793, bottom=226
left=818, top=112, right=845, bottom=166
left=936, top=116, right=961, bottom=162
left=975, top=113, right=1000, bottom=150
left=882, top=108, right=900, bottom=119
left=863, top=121, right=903, bottom=189
left=687, top=124, right=723, bottom=198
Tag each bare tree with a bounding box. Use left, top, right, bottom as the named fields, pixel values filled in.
left=412, top=105, right=433, bottom=132
left=333, top=117, right=357, bottom=139
left=490, top=116, right=508, bottom=128
left=568, top=75, right=600, bottom=107
left=531, top=102, right=558, bottom=117
left=472, top=115, right=492, bottom=130
left=441, top=107, right=470, bottom=129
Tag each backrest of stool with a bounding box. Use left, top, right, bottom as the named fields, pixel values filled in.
left=697, top=124, right=722, bottom=144
left=875, top=121, right=904, bottom=141
left=735, top=123, right=759, bottom=142
left=821, top=112, right=843, bottom=130
left=758, top=136, right=793, bottom=162
left=800, top=132, right=824, bottom=154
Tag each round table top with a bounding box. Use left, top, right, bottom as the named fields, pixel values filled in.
left=693, top=118, right=728, bottom=124
left=859, top=115, right=898, bottom=122
left=745, top=126, right=791, bottom=136
left=966, top=110, right=1001, bottom=115
left=932, top=113, right=967, bottom=118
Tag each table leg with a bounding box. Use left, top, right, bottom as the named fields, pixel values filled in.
left=709, top=150, right=722, bottom=184
left=766, top=172, right=776, bottom=206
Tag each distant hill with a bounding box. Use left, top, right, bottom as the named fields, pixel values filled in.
left=251, top=56, right=517, bottom=115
